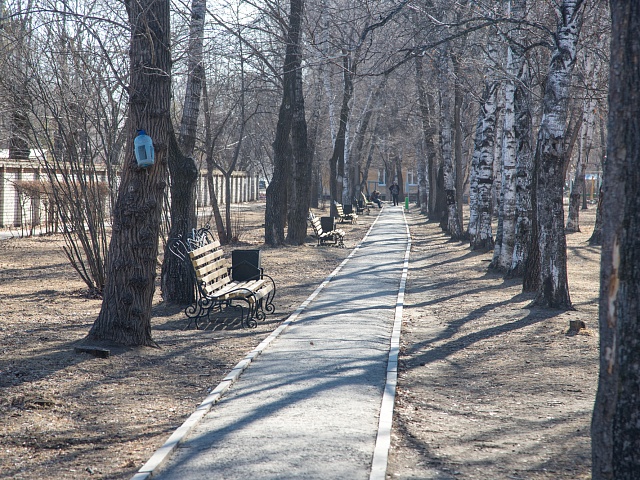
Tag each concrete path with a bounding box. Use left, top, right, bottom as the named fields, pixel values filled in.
left=134, top=206, right=410, bottom=480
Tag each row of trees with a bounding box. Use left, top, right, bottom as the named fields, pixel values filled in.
left=0, top=0, right=638, bottom=474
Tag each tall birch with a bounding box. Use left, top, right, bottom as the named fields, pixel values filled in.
left=530, top=0, right=585, bottom=309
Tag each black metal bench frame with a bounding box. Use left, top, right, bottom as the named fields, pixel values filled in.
left=169, top=226, right=276, bottom=329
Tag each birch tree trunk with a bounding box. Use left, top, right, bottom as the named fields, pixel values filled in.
left=491, top=36, right=523, bottom=271
left=531, top=0, right=584, bottom=309
left=468, top=110, right=483, bottom=240
left=87, top=0, right=171, bottom=347
left=507, top=60, right=534, bottom=278
left=592, top=1, right=640, bottom=475
left=470, top=81, right=498, bottom=250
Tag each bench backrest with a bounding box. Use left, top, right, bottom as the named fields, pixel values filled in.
left=309, top=214, right=324, bottom=236
left=188, top=240, right=232, bottom=295
left=335, top=203, right=345, bottom=217
left=361, top=192, right=373, bottom=205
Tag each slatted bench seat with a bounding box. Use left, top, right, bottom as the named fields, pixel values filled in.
left=334, top=202, right=358, bottom=224
left=309, top=212, right=345, bottom=247
left=170, top=229, right=275, bottom=329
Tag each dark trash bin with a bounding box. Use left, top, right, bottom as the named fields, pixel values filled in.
left=343, top=204, right=354, bottom=215
left=231, top=249, right=261, bottom=281
left=320, top=216, right=335, bottom=233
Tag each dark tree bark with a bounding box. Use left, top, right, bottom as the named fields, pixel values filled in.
left=87, top=0, right=171, bottom=347
left=265, top=0, right=308, bottom=246
left=160, top=0, right=204, bottom=305
left=9, top=109, right=30, bottom=160
left=592, top=2, right=640, bottom=477
left=161, top=130, right=198, bottom=303
left=588, top=185, right=604, bottom=245
left=328, top=51, right=355, bottom=217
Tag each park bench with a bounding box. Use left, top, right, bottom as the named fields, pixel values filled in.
left=334, top=201, right=358, bottom=224
left=359, top=192, right=374, bottom=214
left=169, top=227, right=275, bottom=329
left=308, top=212, right=345, bottom=247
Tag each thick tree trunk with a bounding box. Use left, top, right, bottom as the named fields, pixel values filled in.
left=285, top=0, right=310, bottom=245
left=531, top=0, right=584, bottom=309
left=470, top=81, right=498, bottom=251
left=88, top=0, right=171, bottom=347
left=161, top=0, right=205, bottom=304
left=592, top=1, right=640, bottom=476
left=265, top=0, right=306, bottom=245
left=161, top=131, right=198, bottom=303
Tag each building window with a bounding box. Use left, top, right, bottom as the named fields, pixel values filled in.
left=378, top=169, right=386, bottom=186
left=407, top=170, right=416, bottom=185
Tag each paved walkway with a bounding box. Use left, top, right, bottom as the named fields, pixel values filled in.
left=134, top=206, right=410, bottom=480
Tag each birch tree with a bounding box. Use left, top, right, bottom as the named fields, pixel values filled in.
left=469, top=80, right=499, bottom=250
left=490, top=7, right=526, bottom=271
left=529, top=0, right=585, bottom=309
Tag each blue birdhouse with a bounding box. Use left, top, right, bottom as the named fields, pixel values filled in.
left=134, top=129, right=155, bottom=168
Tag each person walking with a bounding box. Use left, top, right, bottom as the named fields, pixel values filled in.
left=389, top=181, right=400, bottom=206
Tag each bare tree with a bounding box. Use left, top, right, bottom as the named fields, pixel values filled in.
left=591, top=0, right=640, bottom=476
left=527, top=0, right=585, bottom=309
left=161, top=0, right=205, bottom=304
left=265, top=0, right=309, bottom=245
left=87, top=0, right=171, bottom=347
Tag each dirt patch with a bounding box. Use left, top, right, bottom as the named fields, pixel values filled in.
left=387, top=207, right=598, bottom=479
left=0, top=204, right=373, bottom=480
left=0, top=202, right=599, bottom=479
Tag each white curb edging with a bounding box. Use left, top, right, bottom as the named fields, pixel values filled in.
left=369, top=208, right=411, bottom=480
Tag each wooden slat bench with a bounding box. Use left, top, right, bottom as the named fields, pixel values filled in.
left=334, top=202, right=358, bottom=224
left=170, top=229, right=275, bottom=329
left=359, top=192, right=374, bottom=214
left=309, top=212, right=345, bottom=247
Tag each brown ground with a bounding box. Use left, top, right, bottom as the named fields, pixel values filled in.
left=0, top=202, right=599, bottom=479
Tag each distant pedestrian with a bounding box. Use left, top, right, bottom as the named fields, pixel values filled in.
left=389, top=182, right=400, bottom=206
